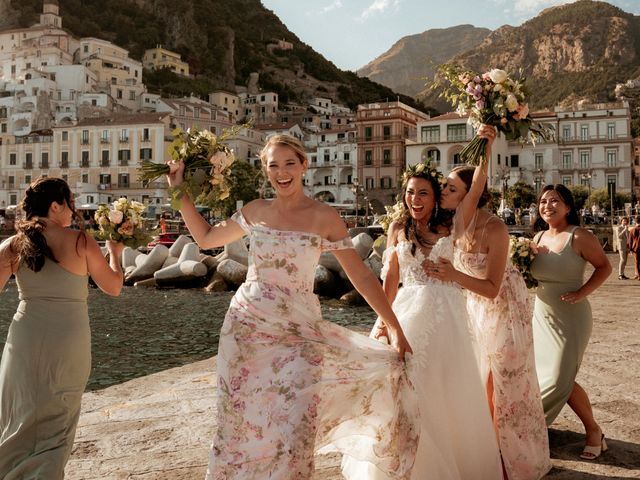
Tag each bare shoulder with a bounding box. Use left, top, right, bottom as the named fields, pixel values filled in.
left=488, top=216, right=508, bottom=236
left=572, top=226, right=599, bottom=245
left=0, top=235, right=17, bottom=256
left=387, top=221, right=404, bottom=246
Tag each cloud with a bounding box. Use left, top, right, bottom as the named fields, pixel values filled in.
left=321, top=0, right=343, bottom=13
left=360, top=0, right=401, bottom=20
left=507, top=0, right=578, bottom=15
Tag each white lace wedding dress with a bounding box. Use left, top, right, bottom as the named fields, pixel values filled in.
left=343, top=236, right=502, bottom=480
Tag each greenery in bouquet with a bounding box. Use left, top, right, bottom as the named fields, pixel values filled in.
left=509, top=235, right=539, bottom=289
left=433, top=64, right=554, bottom=166
left=92, top=198, right=153, bottom=249
left=138, top=125, right=245, bottom=212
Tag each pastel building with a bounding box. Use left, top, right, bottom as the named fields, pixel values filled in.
left=142, top=46, right=190, bottom=77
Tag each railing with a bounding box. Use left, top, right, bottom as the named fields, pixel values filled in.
left=14, top=135, right=53, bottom=144
left=558, top=134, right=632, bottom=145
left=101, top=160, right=110, bottom=167
left=39, top=161, right=49, bottom=169
left=23, top=161, right=33, bottom=169
left=119, top=160, right=129, bottom=167
left=80, top=160, right=90, bottom=168
left=59, top=161, right=69, bottom=168
left=100, top=137, right=110, bottom=144
left=360, top=134, right=404, bottom=142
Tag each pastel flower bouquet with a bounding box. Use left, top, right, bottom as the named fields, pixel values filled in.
left=138, top=126, right=242, bottom=211
left=93, top=198, right=153, bottom=249
left=509, top=235, right=539, bottom=289
left=435, top=64, right=554, bottom=165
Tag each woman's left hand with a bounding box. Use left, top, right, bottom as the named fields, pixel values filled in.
left=561, top=290, right=585, bottom=304
left=423, top=258, right=456, bottom=282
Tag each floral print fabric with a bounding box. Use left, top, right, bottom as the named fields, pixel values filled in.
left=205, top=211, right=419, bottom=480
left=454, top=248, right=551, bottom=480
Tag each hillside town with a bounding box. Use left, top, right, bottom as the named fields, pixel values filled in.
left=0, top=1, right=637, bottom=228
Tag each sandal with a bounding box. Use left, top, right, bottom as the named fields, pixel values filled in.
left=580, top=434, right=608, bottom=460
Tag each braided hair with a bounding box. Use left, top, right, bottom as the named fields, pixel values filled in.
left=13, top=178, right=79, bottom=272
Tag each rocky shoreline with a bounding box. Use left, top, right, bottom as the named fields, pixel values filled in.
left=65, top=254, right=640, bottom=479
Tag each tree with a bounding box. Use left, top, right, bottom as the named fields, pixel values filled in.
left=587, top=188, right=632, bottom=214
left=569, top=185, right=589, bottom=210
left=217, top=161, right=264, bottom=217
left=505, top=181, right=536, bottom=209
left=488, top=188, right=502, bottom=212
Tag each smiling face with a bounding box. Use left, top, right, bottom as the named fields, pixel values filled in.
left=265, top=144, right=307, bottom=196
left=538, top=189, right=570, bottom=227
left=404, top=177, right=436, bottom=223
left=440, top=172, right=468, bottom=210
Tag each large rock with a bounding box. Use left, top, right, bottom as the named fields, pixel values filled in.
left=154, top=260, right=208, bottom=288
left=201, top=255, right=220, bottom=273
left=168, top=235, right=193, bottom=258
left=352, top=232, right=374, bottom=259
left=205, top=271, right=228, bottom=292
left=161, top=256, right=178, bottom=269
left=371, top=235, right=387, bottom=259
left=318, top=251, right=342, bottom=273
left=134, top=253, right=148, bottom=268
left=365, top=256, right=383, bottom=279
left=125, top=244, right=169, bottom=284
left=216, top=259, right=248, bottom=287
left=177, top=243, right=201, bottom=262
left=224, top=238, right=249, bottom=266
left=313, top=265, right=338, bottom=297
left=122, top=247, right=141, bottom=269
left=340, top=289, right=366, bottom=306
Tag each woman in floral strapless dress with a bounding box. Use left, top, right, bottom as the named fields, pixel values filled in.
left=166, top=134, right=419, bottom=480
left=428, top=126, right=551, bottom=480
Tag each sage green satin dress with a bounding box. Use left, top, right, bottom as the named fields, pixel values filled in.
left=531, top=227, right=591, bottom=425
left=0, top=260, right=90, bottom=479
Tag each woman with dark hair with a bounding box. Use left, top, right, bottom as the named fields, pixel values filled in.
left=530, top=184, right=611, bottom=460
left=0, top=177, right=125, bottom=479
left=428, top=125, right=551, bottom=480
left=345, top=159, right=502, bottom=479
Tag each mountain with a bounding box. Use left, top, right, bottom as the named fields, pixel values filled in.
left=4, top=0, right=424, bottom=111
left=421, top=0, right=640, bottom=111
left=357, top=25, right=491, bottom=98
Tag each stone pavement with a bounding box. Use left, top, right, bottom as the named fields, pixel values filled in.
left=66, top=254, right=640, bottom=479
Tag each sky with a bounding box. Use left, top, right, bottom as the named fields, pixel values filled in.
left=260, top=0, right=640, bottom=72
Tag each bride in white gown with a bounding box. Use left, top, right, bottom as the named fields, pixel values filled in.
left=342, top=162, right=502, bottom=480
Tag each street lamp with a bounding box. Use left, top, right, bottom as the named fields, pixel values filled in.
left=352, top=178, right=360, bottom=227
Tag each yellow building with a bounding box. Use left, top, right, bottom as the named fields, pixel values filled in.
left=143, top=46, right=190, bottom=77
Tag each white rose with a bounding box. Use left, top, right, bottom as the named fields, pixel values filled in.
left=108, top=209, right=124, bottom=224
left=488, top=69, right=508, bottom=84
left=505, top=93, right=519, bottom=112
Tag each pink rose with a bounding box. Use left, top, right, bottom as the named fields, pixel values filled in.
left=117, top=220, right=134, bottom=236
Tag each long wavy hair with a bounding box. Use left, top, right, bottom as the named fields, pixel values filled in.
left=534, top=184, right=581, bottom=231
left=12, top=177, right=81, bottom=272
left=395, top=162, right=452, bottom=255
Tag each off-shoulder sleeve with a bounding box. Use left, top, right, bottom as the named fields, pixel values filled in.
left=230, top=209, right=251, bottom=235
left=321, top=236, right=354, bottom=252
left=380, top=245, right=396, bottom=282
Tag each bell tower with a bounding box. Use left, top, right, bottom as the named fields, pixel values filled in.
left=40, top=0, right=62, bottom=28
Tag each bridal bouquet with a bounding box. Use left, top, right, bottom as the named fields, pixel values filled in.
left=92, top=198, right=152, bottom=249
left=435, top=64, right=554, bottom=165
left=138, top=125, right=242, bottom=211
left=509, top=236, right=538, bottom=289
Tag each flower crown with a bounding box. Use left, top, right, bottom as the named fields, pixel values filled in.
left=378, top=161, right=443, bottom=233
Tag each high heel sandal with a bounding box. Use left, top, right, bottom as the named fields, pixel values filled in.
left=580, top=434, right=608, bottom=460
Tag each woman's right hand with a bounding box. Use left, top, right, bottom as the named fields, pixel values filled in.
left=386, top=324, right=413, bottom=361
left=166, top=160, right=185, bottom=187
left=106, top=240, right=125, bottom=259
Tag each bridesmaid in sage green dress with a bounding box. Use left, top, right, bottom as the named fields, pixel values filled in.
left=531, top=184, right=611, bottom=460
left=0, top=178, right=124, bottom=479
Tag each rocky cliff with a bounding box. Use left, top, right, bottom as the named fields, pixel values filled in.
left=357, top=25, right=490, bottom=98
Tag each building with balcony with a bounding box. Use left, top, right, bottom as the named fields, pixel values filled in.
left=406, top=102, right=634, bottom=201
left=356, top=101, right=429, bottom=210
left=142, top=46, right=190, bottom=77
left=304, top=128, right=357, bottom=204
left=77, top=37, right=145, bottom=111
left=0, top=112, right=170, bottom=208
left=209, top=90, right=241, bottom=120
left=240, top=91, right=278, bottom=123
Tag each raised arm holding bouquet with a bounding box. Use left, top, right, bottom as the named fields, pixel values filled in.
left=435, top=64, right=554, bottom=165
left=138, top=126, right=241, bottom=212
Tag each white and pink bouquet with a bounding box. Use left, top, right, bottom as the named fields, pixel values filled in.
left=93, top=198, right=152, bottom=249
left=138, top=126, right=241, bottom=211
left=509, top=235, right=539, bottom=289
left=436, top=64, right=554, bottom=165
